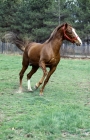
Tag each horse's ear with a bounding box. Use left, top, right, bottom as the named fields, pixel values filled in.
left=65, top=23, right=68, bottom=28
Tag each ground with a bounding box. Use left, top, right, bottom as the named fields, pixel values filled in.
left=0, top=54, right=90, bottom=140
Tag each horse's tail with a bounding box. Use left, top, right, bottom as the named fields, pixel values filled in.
left=3, top=32, right=26, bottom=52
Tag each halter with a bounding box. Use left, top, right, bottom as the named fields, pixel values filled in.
left=63, top=25, right=77, bottom=43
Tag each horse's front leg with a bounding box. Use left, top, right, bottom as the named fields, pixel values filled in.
left=40, top=66, right=56, bottom=96
left=35, top=73, right=46, bottom=89
left=36, top=61, right=48, bottom=90
left=27, top=66, right=39, bottom=91
left=39, top=60, right=48, bottom=76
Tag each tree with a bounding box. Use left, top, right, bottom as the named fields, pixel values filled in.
left=76, top=0, right=90, bottom=40
left=0, top=0, right=90, bottom=42
left=60, top=0, right=90, bottom=40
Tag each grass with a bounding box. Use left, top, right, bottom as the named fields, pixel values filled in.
left=0, top=54, right=90, bottom=140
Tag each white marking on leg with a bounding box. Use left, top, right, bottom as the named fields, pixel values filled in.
left=72, top=28, right=82, bottom=45
left=28, top=80, right=33, bottom=91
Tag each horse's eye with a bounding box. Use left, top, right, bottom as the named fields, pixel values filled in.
left=68, top=30, right=72, bottom=34
left=66, top=29, right=72, bottom=34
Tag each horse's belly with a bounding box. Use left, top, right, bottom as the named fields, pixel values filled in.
left=29, top=57, right=39, bottom=66
left=28, top=50, right=40, bottom=66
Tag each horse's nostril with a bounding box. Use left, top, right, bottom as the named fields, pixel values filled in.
left=76, top=42, right=81, bottom=46
left=79, top=42, right=82, bottom=46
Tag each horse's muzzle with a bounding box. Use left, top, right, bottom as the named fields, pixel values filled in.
left=75, top=39, right=82, bottom=46
left=76, top=42, right=82, bottom=46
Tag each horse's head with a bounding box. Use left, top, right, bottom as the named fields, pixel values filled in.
left=62, top=23, right=82, bottom=46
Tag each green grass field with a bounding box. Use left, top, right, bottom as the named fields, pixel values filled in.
left=0, top=54, right=90, bottom=140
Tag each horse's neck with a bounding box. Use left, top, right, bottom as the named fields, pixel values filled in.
left=51, top=37, right=63, bottom=54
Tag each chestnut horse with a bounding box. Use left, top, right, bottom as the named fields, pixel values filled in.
left=5, top=23, right=82, bottom=95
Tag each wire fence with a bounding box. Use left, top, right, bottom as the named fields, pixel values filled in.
left=0, top=41, right=90, bottom=58
left=60, top=42, right=90, bottom=58
left=0, top=42, right=22, bottom=55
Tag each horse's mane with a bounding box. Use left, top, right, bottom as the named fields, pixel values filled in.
left=47, top=23, right=64, bottom=43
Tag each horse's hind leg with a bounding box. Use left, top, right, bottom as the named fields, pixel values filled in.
left=27, top=66, right=39, bottom=91
left=19, top=65, right=28, bottom=93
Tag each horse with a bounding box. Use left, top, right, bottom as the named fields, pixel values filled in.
left=4, top=23, right=82, bottom=95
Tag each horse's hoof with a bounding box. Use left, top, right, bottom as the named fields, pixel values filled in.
left=39, top=92, right=43, bottom=96
left=34, top=83, right=38, bottom=90
left=28, top=89, right=33, bottom=92
left=16, top=90, right=23, bottom=94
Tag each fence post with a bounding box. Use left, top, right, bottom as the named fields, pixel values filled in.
left=1, top=42, right=4, bottom=53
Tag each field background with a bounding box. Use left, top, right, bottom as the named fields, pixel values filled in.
left=0, top=54, right=90, bottom=140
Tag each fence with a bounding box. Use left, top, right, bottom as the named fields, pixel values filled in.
left=0, top=42, right=22, bottom=55
left=0, top=41, right=90, bottom=58
left=60, top=42, right=90, bottom=58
